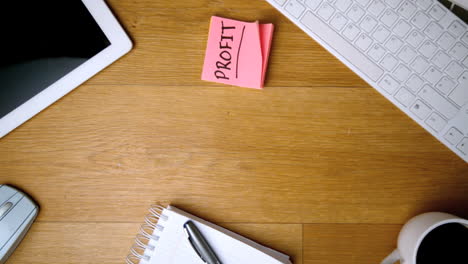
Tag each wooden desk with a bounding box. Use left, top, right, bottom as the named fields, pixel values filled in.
left=1, top=0, right=467, bottom=263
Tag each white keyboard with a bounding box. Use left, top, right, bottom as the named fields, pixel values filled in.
left=266, top=0, right=468, bottom=162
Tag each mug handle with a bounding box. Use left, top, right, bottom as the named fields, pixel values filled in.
left=380, top=249, right=401, bottom=264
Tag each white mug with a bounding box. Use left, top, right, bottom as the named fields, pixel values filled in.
left=381, top=212, right=468, bottom=264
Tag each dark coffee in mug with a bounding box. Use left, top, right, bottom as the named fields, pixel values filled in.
left=416, top=223, right=468, bottom=264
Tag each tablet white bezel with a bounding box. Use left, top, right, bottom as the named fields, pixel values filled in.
left=0, top=0, right=133, bottom=138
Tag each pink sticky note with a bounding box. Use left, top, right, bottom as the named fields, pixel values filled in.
left=201, top=16, right=274, bottom=89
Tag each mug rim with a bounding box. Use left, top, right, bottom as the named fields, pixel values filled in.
left=412, top=218, right=468, bottom=263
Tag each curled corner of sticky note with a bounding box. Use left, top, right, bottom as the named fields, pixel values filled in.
left=201, top=16, right=274, bottom=89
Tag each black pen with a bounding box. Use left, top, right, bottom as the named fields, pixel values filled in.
left=183, top=221, right=222, bottom=264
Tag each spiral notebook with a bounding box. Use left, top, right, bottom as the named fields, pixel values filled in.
left=126, top=205, right=292, bottom=264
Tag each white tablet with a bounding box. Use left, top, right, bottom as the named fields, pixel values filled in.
left=0, top=0, right=133, bottom=138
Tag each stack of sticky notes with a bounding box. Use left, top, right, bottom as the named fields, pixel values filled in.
left=201, top=16, right=274, bottom=89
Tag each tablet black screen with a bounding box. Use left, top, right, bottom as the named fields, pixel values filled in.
left=0, top=0, right=110, bottom=119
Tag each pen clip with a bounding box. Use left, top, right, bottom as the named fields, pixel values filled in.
left=184, top=223, right=208, bottom=264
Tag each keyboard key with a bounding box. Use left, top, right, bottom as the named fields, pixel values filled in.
left=393, top=20, right=411, bottom=38
left=429, top=4, right=447, bottom=21
left=448, top=21, right=466, bottom=36
left=406, top=74, right=424, bottom=93
left=355, top=33, right=373, bottom=51
left=381, top=54, right=399, bottom=71
left=431, top=51, right=451, bottom=70
left=464, top=57, right=468, bottom=67
left=457, top=138, right=468, bottom=154
left=419, top=40, right=437, bottom=58
left=449, top=72, right=468, bottom=106
left=305, top=0, right=322, bottom=10
left=458, top=71, right=468, bottom=86
left=330, top=13, right=349, bottom=31
left=368, top=0, right=386, bottom=17
left=425, top=112, right=447, bottom=132
left=347, top=5, right=365, bottom=22
left=422, top=66, right=443, bottom=85
left=395, top=87, right=415, bottom=106
left=373, top=25, right=391, bottom=43
left=424, top=22, right=443, bottom=40
left=437, top=32, right=456, bottom=51
left=449, top=42, right=468, bottom=61
left=438, top=8, right=458, bottom=29
left=301, top=11, right=384, bottom=81
left=385, top=0, right=403, bottom=8
left=343, top=23, right=361, bottom=41
left=416, top=0, right=432, bottom=10
left=398, top=46, right=417, bottom=64
left=397, top=1, right=417, bottom=19
left=334, top=0, right=351, bottom=12
left=368, top=44, right=386, bottom=61
left=419, top=85, right=458, bottom=119
left=436, top=76, right=456, bottom=95
left=410, top=100, right=431, bottom=119
left=381, top=10, right=399, bottom=28
left=411, top=56, right=430, bottom=74
left=411, top=12, right=430, bottom=30
left=286, top=0, right=306, bottom=18
left=275, top=0, right=287, bottom=4
left=444, top=127, right=463, bottom=145
left=445, top=61, right=464, bottom=79
left=317, top=2, right=335, bottom=20
left=379, top=74, right=400, bottom=94
left=462, top=32, right=468, bottom=45
left=360, top=16, right=377, bottom=33
left=385, top=36, right=404, bottom=53
left=406, top=30, right=425, bottom=48
left=452, top=107, right=468, bottom=134
left=394, top=64, right=411, bottom=82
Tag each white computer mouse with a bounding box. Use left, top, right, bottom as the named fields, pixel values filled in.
left=0, top=185, right=39, bottom=264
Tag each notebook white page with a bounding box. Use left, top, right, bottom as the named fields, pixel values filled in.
left=140, top=206, right=292, bottom=264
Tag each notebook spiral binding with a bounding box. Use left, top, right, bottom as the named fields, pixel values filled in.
left=126, top=205, right=168, bottom=264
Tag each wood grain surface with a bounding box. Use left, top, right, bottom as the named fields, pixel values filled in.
left=1, top=0, right=467, bottom=263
